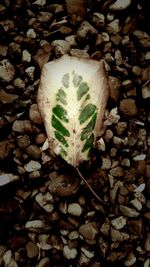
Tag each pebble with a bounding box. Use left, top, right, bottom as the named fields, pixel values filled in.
left=25, top=220, right=46, bottom=231
left=70, top=48, right=89, bottom=58
left=121, top=158, right=130, bottom=167
left=111, top=228, right=129, bottom=242
left=22, top=50, right=31, bottom=63
left=68, top=203, right=82, bottom=216
left=51, top=40, right=71, bottom=57
left=0, top=59, right=15, bottom=82
left=127, top=220, right=143, bottom=235
left=33, top=49, right=49, bottom=69
left=79, top=222, right=98, bottom=241
left=92, top=13, right=105, bottom=29
left=35, top=192, right=54, bottom=213
left=100, top=218, right=110, bottom=236
left=38, top=234, right=52, bottom=250
left=29, top=104, right=43, bottom=125
left=0, top=140, right=11, bottom=160
left=33, top=0, right=46, bottom=6
left=106, top=19, right=120, bottom=35
left=36, top=258, right=51, bottom=267
left=68, top=231, right=79, bottom=240
left=25, top=66, right=35, bottom=80
left=24, top=160, right=41, bottom=172
left=0, top=45, right=8, bottom=56
left=27, top=28, right=36, bottom=38
left=0, top=89, right=18, bottom=104
left=63, top=245, right=77, bottom=259
left=2, top=250, right=18, bottom=267
left=133, top=30, right=150, bottom=48
left=142, top=83, right=150, bottom=99
left=35, top=133, right=46, bottom=144
left=65, top=0, right=87, bottom=25
left=101, top=157, right=111, bottom=170
left=48, top=174, right=79, bottom=197
left=17, top=135, right=31, bottom=148
left=37, top=12, right=53, bottom=23
left=26, top=145, right=41, bottom=160
left=26, top=241, right=39, bottom=258
left=111, top=216, right=127, bottom=230
left=13, top=78, right=25, bottom=89
left=109, top=0, right=131, bottom=10
left=119, top=205, right=140, bottom=217
left=76, top=21, right=98, bottom=41
left=108, top=76, right=121, bottom=102
left=110, top=167, right=123, bottom=177
left=144, top=233, right=150, bottom=251
left=81, top=247, right=94, bottom=258
left=124, top=252, right=136, bottom=266
left=130, top=198, right=142, bottom=211
left=0, top=173, right=19, bottom=186
left=119, top=99, right=138, bottom=117
left=12, top=120, right=33, bottom=133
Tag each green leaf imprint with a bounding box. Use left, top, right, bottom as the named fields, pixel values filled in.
left=77, top=82, right=89, bottom=101
left=53, top=104, right=69, bottom=123
left=79, top=104, right=97, bottom=124
left=52, top=115, right=70, bottom=137
left=59, top=147, right=67, bottom=157
left=62, top=73, right=69, bottom=88
left=56, top=89, right=67, bottom=105
left=82, top=133, right=94, bottom=152
left=81, top=112, right=97, bottom=140
left=73, top=73, right=83, bottom=87
left=54, top=131, right=68, bottom=147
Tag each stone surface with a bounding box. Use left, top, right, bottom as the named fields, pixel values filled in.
left=111, top=216, right=127, bottom=230
left=26, top=241, right=39, bottom=258
left=51, top=40, right=71, bottom=57
left=0, top=59, right=15, bottom=82
left=109, top=0, right=131, bottom=10
left=79, top=222, right=98, bottom=241
left=119, top=205, right=140, bottom=217
left=24, top=160, right=41, bottom=172
left=119, top=99, right=138, bottom=117
left=106, top=19, right=120, bottom=35
left=0, top=89, right=18, bottom=104
left=68, top=203, right=82, bottom=216
left=0, top=140, right=11, bottom=160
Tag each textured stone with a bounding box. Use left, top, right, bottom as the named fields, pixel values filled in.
left=0, top=140, right=11, bottom=160
left=51, top=40, right=71, bottom=57
left=111, top=216, right=127, bottom=230
left=68, top=203, right=82, bottom=216
left=119, top=99, right=138, bottom=117
left=24, top=160, right=41, bottom=172
left=119, top=205, right=140, bottom=217
left=0, top=59, right=15, bottom=82
left=109, top=0, right=131, bottom=10
left=79, top=222, right=98, bottom=240
left=26, top=241, right=39, bottom=258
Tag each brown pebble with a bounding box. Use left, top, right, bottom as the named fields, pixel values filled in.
left=119, top=99, right=138, bottom=117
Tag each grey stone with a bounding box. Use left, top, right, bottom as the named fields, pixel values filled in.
left=0, top=59, right=15, bottom=82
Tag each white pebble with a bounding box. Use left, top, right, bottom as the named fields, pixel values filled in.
left=27, top=28, right=36, bottom=38
left=63, top=245, right=77, bottom=259
left=130, top=198, right=142, bottom=211
left=25, top=66, right=35, bottom=80
left=109, top=0, right=131, bottom=10
left=24, top=160, right=41, bottom=172
left=68, top=203, right=82, bottom=216
left=22, top=50, right=31, bottom=63
left=133, top=154, right=146, bottom=161
left=111, top=216, right=127, bottom=230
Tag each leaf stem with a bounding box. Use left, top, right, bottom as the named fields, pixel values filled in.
left=76, top=167, right=106, bottom=204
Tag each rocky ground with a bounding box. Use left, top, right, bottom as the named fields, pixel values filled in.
left=0, top=0, right=150, bottom=266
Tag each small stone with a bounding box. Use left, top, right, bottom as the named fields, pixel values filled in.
left=29, top=104, right=43, bottom=125
left=76, top=21, right=98, bottom=41
left=51, top=40, right=71, bottom=57
left=22, top=50, right=31, bottom=63
left=133, top=30, right=150, bottom=48
left=0, top=89, right=18, bottom=104
left=110, top=167, right=123, bottom=177
left=132, top=66, right=141, bottom=76
left=124, top=252, right=136, bottom=266
left=24, top=160, right=41, bottom=172
left=2, top=250, right=18, bottom=267
left=68, top=203, right=82, bottom=216
left=37, top=12, right=53, bottom=23
left=48, top=174, right=79, bottom=197
left=144, top=212, right=150, bottom=224
left=0, top=173, right=19, bottom=186
left=79, top=222, right=98, bottom=241
left=121, top=158, right=130, bottom=167
left=12, top=120, right=33, bottom=133
left=27, top=28, right=36, bottom=38
left=33, top=49, right=49, bottom=69
left=119, top=205, right=140, bottom=217
left=63, top=245, right=77, bottom=259
left=68, top=231, right=79, bottom=240
left=142, top=83, right=150, bottom=99
left=101, top=157, right=111, bottom=170
left=0, top=59, right=15, bottom=82
left=26, top=241, right=39, bottom=258
left=0, top=140, right=11, bottom=160
left=110, top=34, right=122, bottom=45
left=100, top=218, right=110, bottom=236
left=36, top=258, right=50, bottom=267
left=65, top=0, right=87, bottom=25
left=13, top=78, right=25, bottom=89
left=111, top=216, right=127, bottom=230
left=0, top=45, right=8, bottom=56
left=92, top=13, right=105, bottom=29
left=70, top=49, right=89, bottom=58
left=116, top=122, right=127, bottom=135
left=144, top=233, right=150, bottom=251
left=106, top=19, right=120, bottom=35
left=25, top=66, right=35, bottom=80
left=119, top=99, right=138, bottom=117
left=29, top=170, right=41, bottom=179
left=81, top=247, right=94, bottom=258
left=65, top=35, right=76, bottom=46
left=127, top=220, right=143, bottom=235
left=115, top=49, right=122, bottom=65
left=35, top=192, right=54, bottom=213
left=111, top=228, right=129, bottom=242
left=40, top=40, right=51, bottom=52
left=133, top=154, right=146, bottom=161
left=17, top=135, right=30, bottom=149
left=35, top=133, right=46, bottom=145
left=26, top=145, right=41, bottom=160
left=33, top=0, right=46, bottom=6
left=108, top=76, right=121, bottom=102
left=38, top=234, right=52, bottom=250
left=25, top=220, right=46, bottom=231
left=109, top=0, right=131, bottom=10
left=130, top=198, right=142, bottom=211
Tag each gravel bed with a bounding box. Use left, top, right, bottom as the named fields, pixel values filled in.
left=0, top=0, right=150, bottom=266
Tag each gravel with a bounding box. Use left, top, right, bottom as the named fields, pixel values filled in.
left=0, top=0, right=149, bottom=266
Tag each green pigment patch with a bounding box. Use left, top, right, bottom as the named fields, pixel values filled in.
left=53, top=104, right=68, bottom=123
left=52, top=114, right=70, bottom=137
left=62, top=73, right=69, bottom=88
left=79, top=104, right=96, bottom=124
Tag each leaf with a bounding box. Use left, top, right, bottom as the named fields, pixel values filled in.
left=37, top=55, right=110, bottom=166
